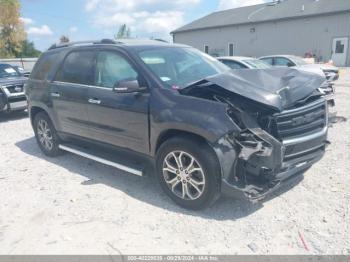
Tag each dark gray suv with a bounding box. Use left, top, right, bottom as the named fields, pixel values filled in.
left=25, top=39, right=329, bottom=209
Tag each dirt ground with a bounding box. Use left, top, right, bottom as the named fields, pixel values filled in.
left=0, top=69, right=349, bottom=255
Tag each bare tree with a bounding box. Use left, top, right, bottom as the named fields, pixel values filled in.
left=60, top=35, right=70, bottom=43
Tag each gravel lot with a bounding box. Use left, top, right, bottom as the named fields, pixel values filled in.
left=0, top=69, right=350, bottom=255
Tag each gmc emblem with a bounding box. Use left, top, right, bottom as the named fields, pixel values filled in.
left=292, top=112, right=319, bottom=126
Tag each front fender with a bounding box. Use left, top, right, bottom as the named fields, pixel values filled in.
left=149, top=88, right=241, bottom=155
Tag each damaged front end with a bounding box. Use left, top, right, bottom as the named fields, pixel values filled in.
left=180, top=68, right=329, bottom=201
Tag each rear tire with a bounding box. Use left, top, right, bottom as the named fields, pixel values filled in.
left=33, top=112, right=62, bottom=157
left=156, top=137, right=221, bottom=210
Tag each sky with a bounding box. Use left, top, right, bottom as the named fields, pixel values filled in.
left=20, top=0, right=269, bottom=51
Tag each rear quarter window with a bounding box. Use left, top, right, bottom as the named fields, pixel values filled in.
left=30, top=51, right=62, bottom=81
left=260, top=57, right=273, bottom=65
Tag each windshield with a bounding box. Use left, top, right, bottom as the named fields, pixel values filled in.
left=242, top=59, right=271, bottom=69
left=0, top=64, right=20, bottom=78
left=138, top=47, right=230, bottom=88
left=290, top=56, right=308, bottom=66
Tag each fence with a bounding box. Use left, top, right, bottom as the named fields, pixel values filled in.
left=0, top=58, right=38, bottom=71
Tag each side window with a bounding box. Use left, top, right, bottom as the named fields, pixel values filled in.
left=95, top=51, right=138, bottom=88
left=274, top=57, right=293, bottom=67
left=260, top=57, right=273, bottom=65
left=31, top=52, right=61, bottom=80
left=55, top=51, right=95, bottom=85
left=221, top=60, right=246, bottom=69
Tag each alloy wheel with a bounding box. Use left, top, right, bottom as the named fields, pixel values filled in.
left=37, top=119, right=54, bottom=151
left=162, top=151, right=206, bottom=200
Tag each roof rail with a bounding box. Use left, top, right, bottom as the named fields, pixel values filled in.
left=48, top=39, right=120, bottom=50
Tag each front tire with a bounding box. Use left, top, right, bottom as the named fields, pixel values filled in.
left=33, top=112, right=62, bottom=157
left=156, top=137, right=221, bottom=210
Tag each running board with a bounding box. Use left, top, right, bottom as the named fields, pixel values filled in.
left=59, top=144, right=143, bottom=177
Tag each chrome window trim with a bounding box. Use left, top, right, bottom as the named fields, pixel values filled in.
left=53, top=81, right=113, bottom=91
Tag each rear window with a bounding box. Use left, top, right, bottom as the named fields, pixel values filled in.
left=242, top=59, right=271, bottom=69
left=220, top=60, right=246, bottom=69
left=30, top=52, right=61, bottom=80
left=55, top=50, right=95, bottom=85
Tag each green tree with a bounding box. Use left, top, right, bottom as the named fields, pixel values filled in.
left=19, top=40, right=41, bottom=58
left=115, top=24, right=130, bottom=39
left=0, top=0, right=26, bottom=58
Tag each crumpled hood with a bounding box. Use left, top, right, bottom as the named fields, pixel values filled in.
left=181, top=67, right=325, bottom=112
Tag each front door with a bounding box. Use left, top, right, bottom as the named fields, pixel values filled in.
left=331, top=37, right=348, bottom=67
left=86, top=50, right=150, bottom=154
left=51, top=49, right=95, bottom=138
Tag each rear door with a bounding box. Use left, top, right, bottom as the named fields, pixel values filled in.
left=51, top=49, right=96, bottom=137
left=86, top=49, right=150, bottom=154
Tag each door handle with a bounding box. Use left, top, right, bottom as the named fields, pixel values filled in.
left=88, top=98, right=101, bottom=104
left=51, top=92, right=60, bottom=98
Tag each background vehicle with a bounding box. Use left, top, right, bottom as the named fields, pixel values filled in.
left=26, top=39, right=328, bottom=210
left=12, top=66, right=31, bottom=77
left=260, top=55, right=338, bottom=106
left=217, top=56, right=271, bottom=70
left=259, top=55, right=339, bottom=81
left=0, top=63, right=28, bottom=113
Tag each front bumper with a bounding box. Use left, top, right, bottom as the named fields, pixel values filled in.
left=215, top=100, right=329, bottom=201
left=221, top=143, right=325, bottom=201
left=0, top=86, right=27, bottom=112
left=319, top=81, right=335, bottom=107
left=324, top=71, right=339, bottom=82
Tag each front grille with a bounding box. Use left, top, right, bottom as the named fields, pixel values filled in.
left=4, top=84, right=24, bottom=94
left=273, top=99, right=327, bottom=141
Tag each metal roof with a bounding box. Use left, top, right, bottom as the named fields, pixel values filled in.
left=172, top=0, right=350, bottom=33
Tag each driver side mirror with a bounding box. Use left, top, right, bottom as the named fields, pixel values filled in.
left=287, top=62, right=294, bottom=67
left=113, top=79, right=147, bottom=93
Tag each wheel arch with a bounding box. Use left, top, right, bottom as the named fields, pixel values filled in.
left=154, top=129, right=214, bottom=156
left=30, top=106, right=47, bottom=126
left=29, top=102, right=56, bottom=129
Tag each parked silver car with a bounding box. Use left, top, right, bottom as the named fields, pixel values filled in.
left=259, top=55, right=337, bottom=106
left=218, top=56, right=271, bottom=70
left=259, top=55, right=339, bottom=82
